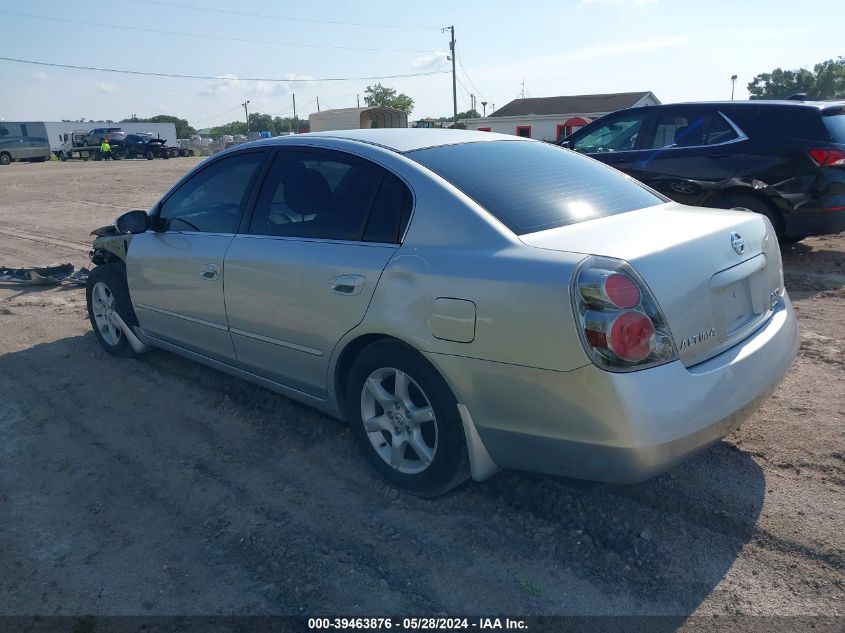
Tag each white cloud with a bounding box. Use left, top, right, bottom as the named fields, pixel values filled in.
left=95, top=82, right=121, bottom=93
left=32, top=71, right=49, bottom=81
left=198, top=74, right=240, bottom=96
left=411, top=51, right=450, bottom=71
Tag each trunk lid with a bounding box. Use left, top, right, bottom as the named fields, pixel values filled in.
left=521, top=203, right=784, bottom=367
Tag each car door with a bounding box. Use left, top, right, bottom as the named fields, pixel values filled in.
left=566, top=109, right=650, bottom=176
left=127, top=150, right=268, bottom=360
left=627, top=107, right=751, bottom=205
left=223, top=147, right=412, bottom=396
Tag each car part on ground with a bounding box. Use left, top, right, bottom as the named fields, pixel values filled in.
left=0, top=263, right=89, bottom=285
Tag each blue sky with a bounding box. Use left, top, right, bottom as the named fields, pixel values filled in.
left=1, top=0, right=843, bottom=126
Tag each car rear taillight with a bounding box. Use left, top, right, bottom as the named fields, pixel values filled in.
left=808, top=148, right=845, bottom=167
left=572, top=257, right=677, bottom=372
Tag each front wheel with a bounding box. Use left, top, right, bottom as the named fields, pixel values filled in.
left=346, top=342, right=469, bottom=497
left=0, top=152, right=11, bottom=166
left=86, top=265, right=138, bottom=358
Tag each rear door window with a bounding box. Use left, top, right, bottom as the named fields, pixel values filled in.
left=641, top=109, right=740, bottom=149
left=822, top=109, right=845, bottom=143
left=409, top=140, right=665, bottom=235
left=248, top=150, right=403, bottom=242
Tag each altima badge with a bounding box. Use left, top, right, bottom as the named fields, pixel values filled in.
left=731, top=232, right=745, bottom=255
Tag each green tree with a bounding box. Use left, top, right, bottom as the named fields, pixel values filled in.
left=122, top=115, right=196, bottom=139
left=363, top=83, right=414, bottom=114
left=747, top=57, right=845, bottom=100
left=435, top=109, right=480, bottom=122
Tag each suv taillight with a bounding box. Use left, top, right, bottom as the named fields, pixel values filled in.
left=808, top=148, right=845, bottom=167
left=571, top=256, right=677, bottom=372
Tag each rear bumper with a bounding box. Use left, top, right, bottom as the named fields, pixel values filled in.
left=425, top=293, right=799, bottom=483
left=784, top=209, right=845, bottom=238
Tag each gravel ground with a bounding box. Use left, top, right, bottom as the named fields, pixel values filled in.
left=0, top=159, right=842, bottom=618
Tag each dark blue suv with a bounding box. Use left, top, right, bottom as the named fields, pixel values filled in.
left=562, top=100, right=845, bottom=240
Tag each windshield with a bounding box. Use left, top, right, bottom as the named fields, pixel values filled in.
left=822, top=110, right=845, bottom=143
left=408, top=140, right=665, bottom=235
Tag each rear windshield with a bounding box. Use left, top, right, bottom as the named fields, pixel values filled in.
left=408, top=140, right=664, bottom=235
left=822, top=110, right=845, bottom=143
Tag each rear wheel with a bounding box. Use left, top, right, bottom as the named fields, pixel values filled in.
left=86, top=265, right=138, bottom=358
left=717, top=193, right=783, bottom=236
left=0, top=152, right=11, bottom=166
left=345, top=342, right=469, bottom=497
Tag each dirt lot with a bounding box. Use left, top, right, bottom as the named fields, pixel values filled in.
left=0, top=159, right=843, bottom=618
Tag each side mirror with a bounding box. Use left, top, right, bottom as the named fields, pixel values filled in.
left=114, top=210, right=149, bottom=234
left=559, top=140, right=571, bottom=149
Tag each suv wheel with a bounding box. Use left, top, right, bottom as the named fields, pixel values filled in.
left=346, top=342, right=470, bottom=497
left=86, top=265, right=138, bottom=358
left=0, top=152, right=11, bottom=166
left=718, top=193, right=783, bottom=235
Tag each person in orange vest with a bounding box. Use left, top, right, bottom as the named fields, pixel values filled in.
left=100, top=138, right=112, bottom=160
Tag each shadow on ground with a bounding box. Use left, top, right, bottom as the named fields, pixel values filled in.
left=0, top=334, right=765, bottom=621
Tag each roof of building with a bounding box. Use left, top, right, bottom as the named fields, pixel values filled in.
left=309, top=106, right=409, bottom=117
left=490, top=91, right=656, bottom=117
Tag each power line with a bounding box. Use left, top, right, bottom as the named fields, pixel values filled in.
left=457, top=54, right=486, bottom=102
left=192, top=104, right=244, bottom=125
left=0, top=10, right=437, bottom=54
left=130, top=0, right=439, bottom=30
left=0, top=56, right=450, bottom=83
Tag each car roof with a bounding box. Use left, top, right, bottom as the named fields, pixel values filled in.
left=632, top=100, right=844, bottom=111
left=242, top=128, right=523, bottom=153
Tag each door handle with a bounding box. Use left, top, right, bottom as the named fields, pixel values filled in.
left=330, top=274, right=366, bottom=296
left=199, top=263, right=220, bottom=280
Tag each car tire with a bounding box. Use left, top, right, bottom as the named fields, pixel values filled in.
left=144, top=150, right=154, bottom=160
left=86, top=264, right=138, bottom=359
left=0, top=152, right=11, bottom=166
left=718, top=193, right=783, bottom=236
left=345, top=341, right=470, bottom=497
left=179, top=148, right=191, bottom=157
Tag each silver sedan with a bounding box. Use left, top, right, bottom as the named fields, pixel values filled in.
left=86, top=129, right=799, bottom=496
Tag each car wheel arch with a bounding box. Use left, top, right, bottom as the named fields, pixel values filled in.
left=332, top=333, right=424, bottom=418
left=708, top=186, right=785, bottom=234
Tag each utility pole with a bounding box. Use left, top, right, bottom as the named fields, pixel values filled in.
left=242, top=100, right=250, bottom=136
left=481, top=101, right=487, bottom=116
left=317, top=96, right=320, bottom=112
left=292, top=93, right=297, bottom=133
left=357, top=94, right=360, bottom=108
left=520, top=78, right=525, bottom=99
left=731, top=74, right=738, bottom=100
left=470, top=94, right=475, bottom=114
left=443, top=25, right=457, bottom=126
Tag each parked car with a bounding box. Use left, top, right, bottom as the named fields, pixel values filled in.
left=85, top=129, right=798, bottom=496
left=84, top=127, right=126, bottom=147
left=561, top=100, right=845, bottom=241
left=123, top=133, right=170, bottom=160
left=0, top=121, right=51, bottom=165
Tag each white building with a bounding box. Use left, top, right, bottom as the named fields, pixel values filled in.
left=42, top=121, right=178, bottom=151
left=464, top=92, right=660, bottom=142
left=309, top=106, right=408, bottom=133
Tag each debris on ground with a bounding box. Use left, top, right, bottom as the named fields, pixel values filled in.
left=0, top=263, right=89, bottom=285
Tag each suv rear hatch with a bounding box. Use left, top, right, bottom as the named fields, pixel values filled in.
left=521, top=203, right=784, bottom=367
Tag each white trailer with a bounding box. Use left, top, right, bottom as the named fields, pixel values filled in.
left=308, top=106, right=408, bottom=133
left=43, top=122, right=177, bottom=152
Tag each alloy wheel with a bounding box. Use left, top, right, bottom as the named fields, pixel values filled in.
left=91, top=281, right=123, bottom=347
left=360, top=367, right=438, bottom=475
